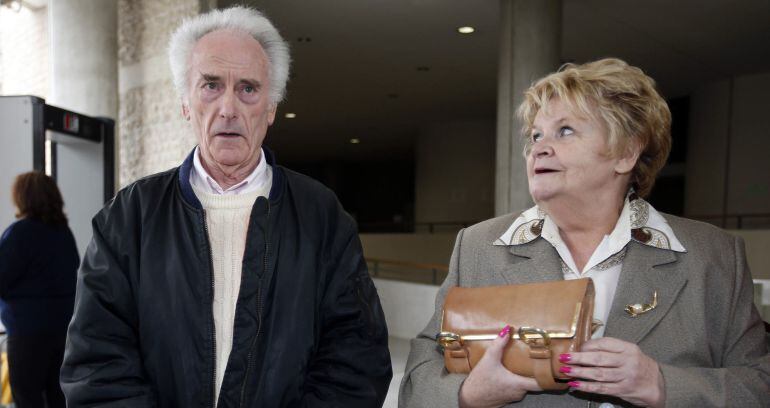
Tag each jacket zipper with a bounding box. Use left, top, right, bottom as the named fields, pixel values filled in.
left=239, top=200, right=270, bottom=407
left=202, top=210, right=217, bottom=408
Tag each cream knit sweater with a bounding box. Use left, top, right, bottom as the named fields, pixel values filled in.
left=192, top=185, right=262, bottom=404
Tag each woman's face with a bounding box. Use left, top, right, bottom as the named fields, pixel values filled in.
left=526, top=98, right=636, bottom=206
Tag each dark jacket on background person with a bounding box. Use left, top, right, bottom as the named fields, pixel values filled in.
left=60, top=150, right=393, bottom=407
left=0, top=218, right=78, bottom=335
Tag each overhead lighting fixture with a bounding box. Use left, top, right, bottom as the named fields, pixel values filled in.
left=350, top=138, right=361, bottom=144
left=457, top=26, right=475, bottom=34
left=284, top=113, right=296, bottom=119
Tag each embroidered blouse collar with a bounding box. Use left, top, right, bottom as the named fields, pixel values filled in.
left=493, top=193, right=686, bottom=254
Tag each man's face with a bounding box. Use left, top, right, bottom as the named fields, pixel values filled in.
left=183, top=29, right=276, bottom=172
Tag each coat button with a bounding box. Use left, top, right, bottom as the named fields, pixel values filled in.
left=632, top=228, right=651, bottom=243
left=530, top=219, right=544, bottom=236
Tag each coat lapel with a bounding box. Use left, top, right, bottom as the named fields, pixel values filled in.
left=604, top=241, right=686, bottom=344
left=498, top=238, right=564, bottom=285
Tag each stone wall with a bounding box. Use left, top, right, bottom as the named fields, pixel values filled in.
left=117, top=0, right=200, bottom=187
left=0, top=5, right=49, bottom=99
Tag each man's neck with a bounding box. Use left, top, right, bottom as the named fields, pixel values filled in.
left=198, top=150, right=261, bottom=191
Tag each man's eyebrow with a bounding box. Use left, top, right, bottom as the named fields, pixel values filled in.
left=197, top=74, right=261, bottom=88
left=199, top=73, right=220, bottom=82
left=238, top=78, right=262, bottom=88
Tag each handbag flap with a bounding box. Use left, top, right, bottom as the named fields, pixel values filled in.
left=441, top=278, right=593, bottom=339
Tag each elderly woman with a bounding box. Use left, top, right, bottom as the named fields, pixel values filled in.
left=399, top=58, right=769, bottom=407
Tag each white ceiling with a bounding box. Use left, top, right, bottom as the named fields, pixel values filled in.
left=221, top=0, right=770, bottom=163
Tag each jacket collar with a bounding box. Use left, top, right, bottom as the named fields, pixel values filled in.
left=178, top=146, right=282, bottom=210
left=493, top=193, right=686, bottom=253
left=500, top=229, right=684, bottom=344
left=604, top=241, right=683, bottom=343
left=494, top=192, right=688, bottom=343
left=498, top=239, right=565, bottom=285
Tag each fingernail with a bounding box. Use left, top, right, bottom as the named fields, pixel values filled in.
left=568, top=381, right=580, bottom=388
left=498, top=325, right=511, bottom=337
left=559, top=353, right=571, bottom=363
left=559, top=366, right=572, bottom=373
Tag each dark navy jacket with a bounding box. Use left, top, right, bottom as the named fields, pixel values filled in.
left=0, top=218, right=79, bottom=336
left=60, top=150, right=392, bottom=407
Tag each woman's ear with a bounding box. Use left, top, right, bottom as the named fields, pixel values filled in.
left=615, top=144, right=641, bottom=175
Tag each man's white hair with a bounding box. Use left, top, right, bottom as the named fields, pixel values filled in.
left=168, top=6, right=290, bottom=105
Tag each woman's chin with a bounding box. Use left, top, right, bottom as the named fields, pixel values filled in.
left=528, top=187, right=557, bottom=204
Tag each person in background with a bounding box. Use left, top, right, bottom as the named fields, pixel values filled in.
left=0, top=171, right=78, bottom=408
left=399, top=58, right=769, bottom=407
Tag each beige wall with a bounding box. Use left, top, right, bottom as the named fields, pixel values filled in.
left=415, top=120, right=496, bottom=227
left=730, top=229, right=770, bottom=280
left=0, top=5, right=49, bottom=99
left=117, top=0, right=201, bottom=187
left=360, top=233, right=457, bottom=265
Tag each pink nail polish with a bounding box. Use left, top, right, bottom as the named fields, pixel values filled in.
left=568, top=381, right=580, bottom=388
left=498, top=325, right=511, bottom=337
left=559, top=366, right=572, bottom=373
left=559, top=353, right=571, bottom=363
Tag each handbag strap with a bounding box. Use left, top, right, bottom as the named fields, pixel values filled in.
left=529, top=347, right=568, bottom=390
left=519, top=327, right=569, bottom=390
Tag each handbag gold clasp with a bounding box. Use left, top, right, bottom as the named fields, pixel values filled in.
left=436, top=331, right=462, bottom=350
left=517, top=326, right=551, bottom=347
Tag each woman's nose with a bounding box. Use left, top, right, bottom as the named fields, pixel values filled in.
left=530, top=141, right=554, bottom=158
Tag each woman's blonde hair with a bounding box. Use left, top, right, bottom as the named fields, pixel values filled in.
left=517, top=58, right=671, bottom=198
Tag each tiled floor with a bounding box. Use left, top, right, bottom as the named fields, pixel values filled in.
left=383, top=336, right=411, bottom=408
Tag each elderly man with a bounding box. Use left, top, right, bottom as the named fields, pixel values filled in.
left=60, top=7, right=392, bottom=407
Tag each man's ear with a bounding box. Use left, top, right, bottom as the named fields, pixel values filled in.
left=267, top=104, right=277, bottom=126
left=181, top=102, right=190, bottom=121
left=615, top=144, right=641, bottom=175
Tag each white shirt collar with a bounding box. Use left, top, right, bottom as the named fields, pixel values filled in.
left=494, top=193, right=686, bottom=257
left=190, top=146, right=271, bottom=196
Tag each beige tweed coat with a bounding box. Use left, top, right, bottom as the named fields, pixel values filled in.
left=399, top=212, right=770, bottom=407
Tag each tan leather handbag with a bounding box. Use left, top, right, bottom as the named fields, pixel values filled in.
left=437, top=278, right=595, bottom=390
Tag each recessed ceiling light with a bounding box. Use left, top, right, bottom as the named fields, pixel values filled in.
left=457, top=26, right=475, bottom=34
left=284, top=113, right=296, bottom=119
left=350, top=138, right=361, bottom=144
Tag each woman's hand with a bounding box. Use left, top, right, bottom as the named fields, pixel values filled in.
left=559, top=337, right=665, bottom=407
left=458, top=325, right=542, bottom=408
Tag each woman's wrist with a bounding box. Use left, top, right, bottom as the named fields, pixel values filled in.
left=644, top=364, right=666, bottom=408
left=458, top=378, right=480, bottom=408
